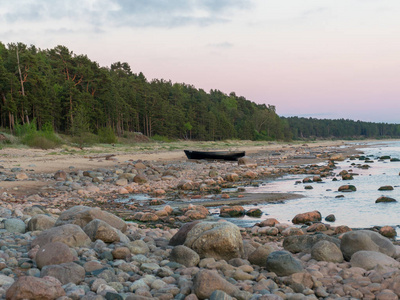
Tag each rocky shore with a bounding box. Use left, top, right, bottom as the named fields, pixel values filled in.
left=2, top=141, right=400, bottom=299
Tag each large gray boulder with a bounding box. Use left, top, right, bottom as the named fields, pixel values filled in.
left=170, top=245, right=200, bottom=267
left=184, top=221, right=244, bottom=261
left=311, top=240, right=344, bottom=263
left=283, top=233, right=340, bottom=254
left=266, top=251, right=304, bottom=276
left=55, top=205, right=127, bottom=232
left=350, top=250, right=400, bottom=270
left=340, top=230, right=396, bottom=260
left=31, top=224, right=91, bottom=248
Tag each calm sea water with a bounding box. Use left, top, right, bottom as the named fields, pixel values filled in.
left=212, top=140, right=400, bottom=230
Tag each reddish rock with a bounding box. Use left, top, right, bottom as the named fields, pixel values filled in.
left=112, top=247, right=131, bottom=259
left=83, top=219, right=121, bottom=243
left=177, top=180, right=194, bottom=190
left=133, top=212, right=159, bottom=222
left=292, top=210, right=322, bottom=224
left=220, top=206, right=245, bottom=218
left=380, top=226, right=397, bottom=238
left=260, top=218, right=280, bottom=227
left=306, top=223, right=327, bottom=232
left=334, top=225, right=352, bottom=235
left=6, top=276, right=65, bottom=300
left=54, top=170, right=67, bottom=181
left=338, top=185, right=357, bottom=192
left=35, top=242, right=75, bottom=269
left=40, top=262, right=85, bottom=285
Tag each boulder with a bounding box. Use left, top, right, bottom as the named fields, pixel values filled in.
left=259, top=218, right=280, bottom=227
left=169, top=220, right=202, bottom=246
left=127, top=240, right=150, bottom=255
left=83, top=219, right=121, bottom=243
left=375, top=196, right=397, bottom=203
left=350, top=250, right=400, bottom=270
left=266, top=251, right=304, bottom=276
left=170, top=245, right=200, bottom=267
left=27, top=214, right=57, bottom=231
left=340, top=230, right=396, bottom=260
left=283, top=233, right=341, bottom=254
left=248, top=245, right=275, bottom=266
left=40, top=262, right=85, bottom=285
left=292, top=210, right=321, bottom=224
left=35, top=242, right=75, bottom=269
left=193, top=270, right=239, bottom=299
left=311, top=240, right=344, bottom=263
left=184, top=221, right=244, bottom=261
left=380, top=226, right=397, bottom=238
left=338, top=185, right=356, bottom=192
left=31, top=224, right=91, bottom=248
left=4, top=218, right=26, bottom=233
left=378, top=185, right=394, bottom=191
left=219, top=206, right=245, bottom=218
left=55, top=205, right=127, bottom=232
left=6, top=276, right=65, bottom=300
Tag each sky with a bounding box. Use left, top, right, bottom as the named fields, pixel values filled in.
left=1, top=0, right=400, bottom=123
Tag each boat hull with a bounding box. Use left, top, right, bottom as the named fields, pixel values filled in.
left=184, top=150, right=245, bottom=161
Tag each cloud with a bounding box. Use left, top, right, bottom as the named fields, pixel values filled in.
left=0, top=0, right=253, bottom=30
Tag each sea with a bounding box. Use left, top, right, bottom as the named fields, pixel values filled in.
left=211, top=140, right=400, bottom=232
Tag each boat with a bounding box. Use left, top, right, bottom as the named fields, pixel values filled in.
left=184, top=150, right=245, bottom=161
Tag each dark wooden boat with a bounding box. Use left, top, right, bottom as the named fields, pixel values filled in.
left=184, top=150, right=245, bottom=161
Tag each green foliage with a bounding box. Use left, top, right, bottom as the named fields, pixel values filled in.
left=151, top=134, right=175, bottom=143
left=19, top=122, right=62, bottom=149
left=69, top=132, right=99, bottom=148
left=98, top=127, right=118, bottom=144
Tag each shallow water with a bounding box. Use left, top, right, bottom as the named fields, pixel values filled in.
left=214, top=140, right=400, bottom=229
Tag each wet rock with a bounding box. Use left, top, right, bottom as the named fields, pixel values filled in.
left=31, top=224, right=91, bottom=248
left=259, top=218, right=280, bottom=227
left=184, top=221, right=244, bottom=260
left=55, top=205, right=127, bottom=233
left=6, top=276, right=65, bottom=300
left=292, top=210, right=321, bottom=224
left=338, top=185, right=357, bottom=192
left=340, top=230, right=396, bottom=260
left=35, top=241, right=76, bottom=269
left=324, top=214, right=336, bottom=222
left=219, top=206, right=245, bottom=218
left=311, top=240, right=344, bottom=263
left=376, top=196, right=397, bottom=203
left=378, top=185, right=394, bottom=191
left=170, top=245, right=200, bottom=267
left=266, top=250, right=304, bottom=276
left=380, top=226, right=397, bottom=238
left=245, top=208, right=262, bottom=217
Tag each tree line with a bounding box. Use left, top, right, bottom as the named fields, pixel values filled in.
left=0, top=42, right=290, bottom=141
left=1, top=42, right=399, bottom=143
left=284, top=117, right=400, bottom=139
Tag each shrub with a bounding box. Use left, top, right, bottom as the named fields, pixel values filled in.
left=98, top=127, right=118, bottom=144
left=152, top=134, right=175, bottom=143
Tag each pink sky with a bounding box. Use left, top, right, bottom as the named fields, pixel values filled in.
left=1, top=0, right=399, bottom=123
